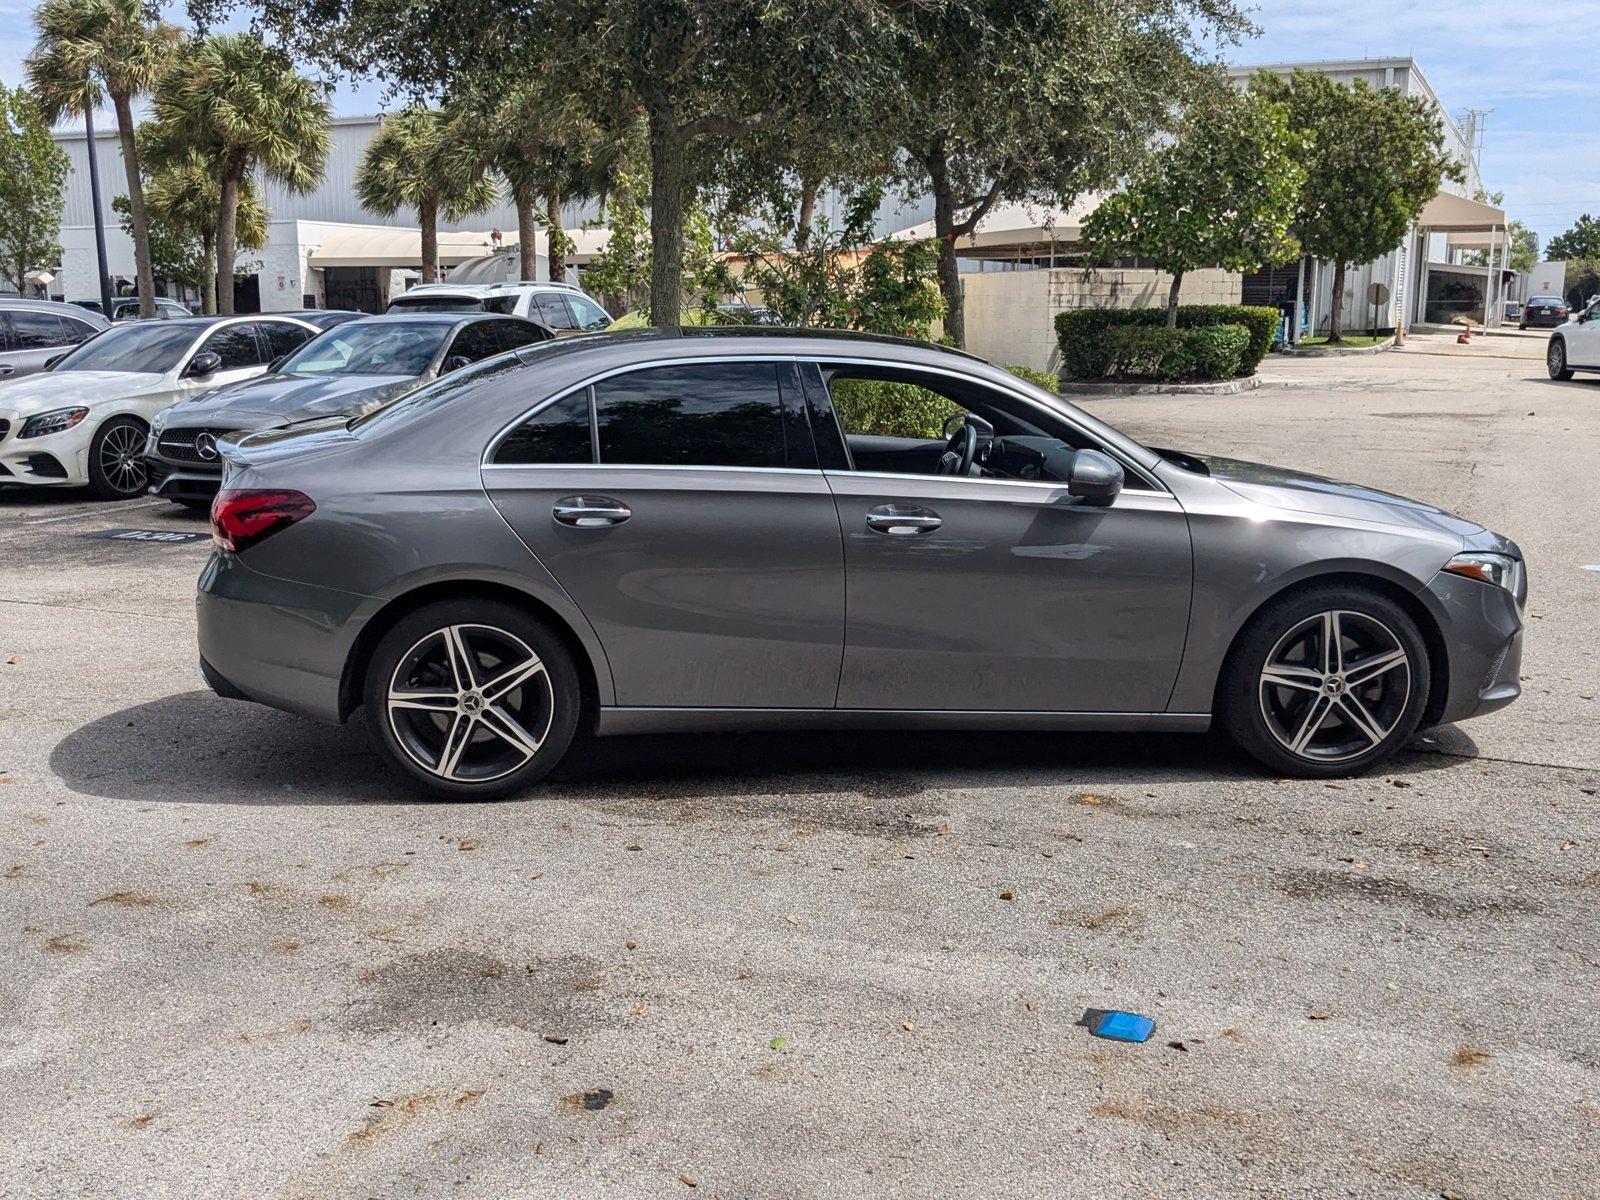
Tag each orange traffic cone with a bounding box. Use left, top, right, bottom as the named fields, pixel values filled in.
left=1457, top=325, right=1472, bottom=344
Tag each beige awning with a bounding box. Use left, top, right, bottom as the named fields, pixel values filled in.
left=884, top=196, right=1105, bottom=252
left=1416, top=191, right=1506, bottom=233
left=306, top=226, right=506, bottom=268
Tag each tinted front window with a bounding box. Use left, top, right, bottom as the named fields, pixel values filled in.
left=8, top=311, right=73, bottom=350
left=283, top=321, right=448, bottom=377
left=387, top=294, right=485, bottom=313
left=593, top=363, right=786, bottom=468
left=568, top=296, right=611, bottom=331
left=202, top=324, right=265, bottom=370
left=494, top=320, right=550, bottom=352
left=447, top=323, right=503, bottom=363
left=263, top=322, right=313, bottom=359
left=52, top=322, right=198, bottom=373
left=495, top=392, right=593, bottom=464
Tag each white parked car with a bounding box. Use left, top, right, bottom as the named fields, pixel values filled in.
left=0, top=313, right=321, bottom=500
left=386, top=281, right=612, bottom=334
left=1546, top=297, right=1600, bottom=382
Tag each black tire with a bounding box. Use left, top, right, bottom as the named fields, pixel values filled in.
left=1548, top=337, right=1574, bottom=381
left=1220, top=585, right=1431, bottom=779
left=362, top=598, right=583, bottom=800
left=1518, top=322, right=1526, bottom=331
left=87, top=415, right=150, bottom=500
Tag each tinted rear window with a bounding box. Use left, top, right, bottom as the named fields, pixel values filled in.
left=495, top=392, right=593, bottom=464
left=388, top=295, right=486, bottom=313
left=593, top=363, right=786, bottom=468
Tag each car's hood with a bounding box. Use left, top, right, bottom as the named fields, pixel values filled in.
left=1167, top=451, right=1486, bottom=537
left=0, top=370, right=166, bottom=413
left=162, top=372, right=418, bottom=429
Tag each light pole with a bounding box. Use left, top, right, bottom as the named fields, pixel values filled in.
left=82, top=105, right=114, bottom=315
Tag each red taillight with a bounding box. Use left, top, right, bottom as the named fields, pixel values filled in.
left=210, top=489, right=316, bottom=554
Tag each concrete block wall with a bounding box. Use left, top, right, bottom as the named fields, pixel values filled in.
left=962, top=267, right=1242, bottom=374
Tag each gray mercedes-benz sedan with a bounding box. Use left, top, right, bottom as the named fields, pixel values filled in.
left=196, top=329, right=1525, bottom=798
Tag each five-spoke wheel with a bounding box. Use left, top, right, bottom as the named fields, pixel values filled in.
left=1223, top=586, right=1430, bottom=777
left=364, top=600, right=581, bottom=798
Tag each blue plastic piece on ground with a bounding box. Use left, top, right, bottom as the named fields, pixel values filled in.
left=1082, top=1009, right=1155, bottom=1043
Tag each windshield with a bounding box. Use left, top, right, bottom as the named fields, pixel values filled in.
left=281, top=321, right=448, bottom=377
left=52, top=322, right=199, bottom=374
left=387, top=295, right=487, bottom=313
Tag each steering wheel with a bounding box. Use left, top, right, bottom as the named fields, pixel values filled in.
left=937, top=412, right=993, bottom=476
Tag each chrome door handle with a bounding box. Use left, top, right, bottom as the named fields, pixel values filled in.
left=553, top=496, right=631, bottom=527
left=0, top=365, right=14, bottom=377
left=866, top=504, right=941, bottom=535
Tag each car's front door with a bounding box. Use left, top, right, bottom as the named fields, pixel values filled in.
left=1569, top=303, right=1600, bottom=366
left=808, top=361, right=1194, bottom=714
left=484, top=358, right=844, bottom=709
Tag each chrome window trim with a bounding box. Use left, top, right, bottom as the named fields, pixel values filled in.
left=482, top=461, right=824, bottom=476
left=821, top=468, right=1183, bottom=509
left=481, top=350, right=1166, bottom=493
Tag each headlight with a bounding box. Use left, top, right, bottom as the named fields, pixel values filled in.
left=151, top=408, right=170, bottom=436
left=18, top=407, right=89, bottom=439
left=1442, top=552, right=1523, bottom=597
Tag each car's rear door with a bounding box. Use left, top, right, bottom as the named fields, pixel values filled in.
left=806, top=361, right=1193, bottom=714
left=483, top=357, right=844, bottom=708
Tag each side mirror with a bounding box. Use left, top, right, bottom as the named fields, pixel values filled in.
left=442, top=354, right=472, bottom=373
left=42, top=353, right=67, bottom=371
left=267, top=354, right=287, bottom=373
left=185, top=351, right=222, bottom=378
left=1067, top=449, right=1124, bottom=506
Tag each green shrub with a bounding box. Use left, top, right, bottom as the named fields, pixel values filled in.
left=829, top=377, right=960, bottom=439
left=1054, top=303, right=1277, bottom=379
left=1096, top=322, right=1249, bottom=381
left=1002, top=363, right=1062, bottom=393
left=1179, top=323, right=1250, bottom=379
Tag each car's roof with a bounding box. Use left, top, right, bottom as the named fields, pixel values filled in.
left=398, top=281, right=584, bottom=297
left=334, top=311, right=534, bottom=327
left=515, top=325, right=988, bottom=361
left=3, top=296, right=106, bottom=316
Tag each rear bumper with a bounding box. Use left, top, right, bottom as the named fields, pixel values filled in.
left=196, top=552, right=369, bottom=723
left=1423, top=568, right=1524, bottom=725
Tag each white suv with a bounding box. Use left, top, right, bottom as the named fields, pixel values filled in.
left=386, top=282, right=611, bottom=334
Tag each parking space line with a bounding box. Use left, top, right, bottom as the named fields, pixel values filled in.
left=24, top=499, right=166, bottom=526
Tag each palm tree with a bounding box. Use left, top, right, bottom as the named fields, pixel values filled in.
left=152, top=33, right=330, bottom=314
left=440, top=80, right=618, bottom=283
left=355, top=106, right=496, bottom=285
left=26, top=0, right=178, bottom=319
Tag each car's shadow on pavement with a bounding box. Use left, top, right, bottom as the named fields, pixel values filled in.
left=50, top=689, right=1477, bottom=807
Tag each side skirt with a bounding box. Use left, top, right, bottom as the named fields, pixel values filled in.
left=595, top=708, right=1212, bottom=736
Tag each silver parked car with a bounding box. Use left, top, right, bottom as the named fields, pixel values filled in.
left=0, top=298, right=108, bottom=380
left=197, top=329, right=1526, bottom=798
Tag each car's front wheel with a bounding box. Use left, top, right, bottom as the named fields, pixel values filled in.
left=87, top=415, right=150, bottom=500
left=1548, top=337, right=1574, bottom=380
left=362, top=599, right=582, bottom=799
left=1221, top=586, right=1430, bottom=778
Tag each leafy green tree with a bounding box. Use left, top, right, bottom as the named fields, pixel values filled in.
left=26, top=0, right=179, bottom=317
left=1085, top=86, right=1303, bottom=327
left=1254, top=69, right=1463, bottom=342
left=1547, top=214, right=1600, bottom=263
left=581, top=170, right=726, bottom=320
left=0, top=86, right=69, bottom=295
left=1564, top=259, right=1600, bottom=312
left=151, top=33, right=330, bottom=313
left=356, top=106, right=496, bottom=285
left=881, top=1, right=1250, bottom=346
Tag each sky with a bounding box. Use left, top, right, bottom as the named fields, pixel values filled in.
left=2, top=0, right=1594, bottom=249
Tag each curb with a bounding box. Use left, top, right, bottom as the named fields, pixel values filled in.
left=1065, top=374, right=1262, bottom=397
left=1279, top=337, right=1395, bottom=357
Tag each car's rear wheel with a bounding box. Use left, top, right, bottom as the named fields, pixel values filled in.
left=87, top=416, right=149, bottom=500
left=362, top=599, right=582, bottom=799
left=1221, top=585, right=1430, bottom=778
left=1548, top=337, right=1574, bottom=380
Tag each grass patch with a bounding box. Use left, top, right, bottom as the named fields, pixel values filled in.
left=1296, top=334, right=1391, bottom=348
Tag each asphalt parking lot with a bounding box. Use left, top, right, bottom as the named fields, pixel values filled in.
left=2, top=331, right=1596, bottom=1199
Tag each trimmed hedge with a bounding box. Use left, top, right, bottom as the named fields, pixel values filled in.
left=1055, top=304, right=1277, bottom=380
left=829, top=377, right=960, bottom=439
left=1002, top=363, right=1062, bottom=393
left=1098, top=322, right=1250, bottom=382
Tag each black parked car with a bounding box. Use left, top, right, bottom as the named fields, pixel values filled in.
left=144, top=313, right=553, bottom=508
left=1520, top=295, right=1569, bottom=330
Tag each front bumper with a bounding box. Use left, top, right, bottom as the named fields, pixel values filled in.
left=1423, top=566, right=1524, bottom=725
left=145, top=454, right=223, bottom=501
left=196, top=551, right=371, bottom=724
left=0, top=416, right=89, bottom=487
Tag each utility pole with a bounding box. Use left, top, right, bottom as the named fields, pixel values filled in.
left=82, top=105, right=114, bottom=316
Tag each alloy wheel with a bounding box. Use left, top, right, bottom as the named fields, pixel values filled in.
left=1549, top=341, right=1565, bottom=373
left=1257, top=609, right=1411, bottom=763
left=385, top=623, right=554, bottom=783
left=98, top=422, right=148, bottom=496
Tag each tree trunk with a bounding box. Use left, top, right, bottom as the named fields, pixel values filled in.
left=926, top=145, right=964, bottom=348
left=419, top=198, right=439, bottom=284
left=646, top=102, right=686, bottom=327
left=795, top=176, right=819, bottom=249
left=1328, top=260, right=1346, bottom=342
left=545, top=191, right=565, bottom=284
left=1166, top=270, right=1184, bottom=328
left=112, top=92, right=156, bottom=319
left=215, top=155, right=244, bottom=315
left=200, top=233, right=216, bottom=315
left=516, top=193, right=539, bottom=282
